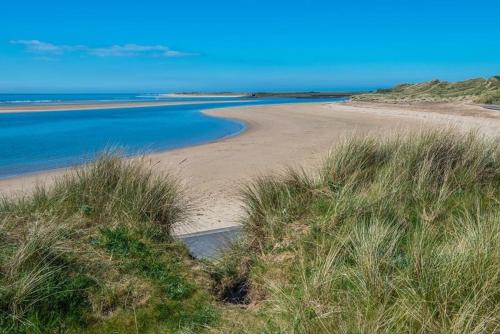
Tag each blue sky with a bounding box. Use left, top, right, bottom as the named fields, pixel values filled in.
left=1, top=0, right=499, bottom=92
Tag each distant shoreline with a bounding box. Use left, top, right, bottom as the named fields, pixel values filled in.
left=161, top=93, right=248, bottom=98
left=248, top=92, right=363, bottom=98
left=165, top=92, right=363, bottom=98
left=0, top=92, right=358, bottom=113
left=0, top=99, right=252, bottom=114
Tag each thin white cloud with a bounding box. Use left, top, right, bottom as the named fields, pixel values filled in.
left=10, top=40, right=194, bottom=58
left=10, top=40, right=84, bottom=54
left=88, top=44, right=194, bottom=57
left=163, top=50, right=193, bottom=57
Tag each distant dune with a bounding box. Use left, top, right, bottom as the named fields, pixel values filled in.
left=353, top=76, right=500, bottom=105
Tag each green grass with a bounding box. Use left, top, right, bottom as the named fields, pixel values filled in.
left=1, top=131, right=499, bottom=333
left=0, top=154, right=218, bottom=333
left=353, top=76, right=500, bottom=104
left=211, top=130, right=500, bottom=333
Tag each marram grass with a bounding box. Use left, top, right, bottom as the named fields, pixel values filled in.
left=212, top=129, right=500, bottom=333
left=353, top=76, right=500, bottom=104
left=1, top=130, right=499, bottom=333
left=0, top=154, right=218, bottom=333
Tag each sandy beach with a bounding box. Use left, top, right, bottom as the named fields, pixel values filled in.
left=1, top=101, right=498, bottom=234
left=0, top=99, right=253, bottom=113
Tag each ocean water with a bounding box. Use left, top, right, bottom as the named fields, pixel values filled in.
left=0, top=97, right=345, bottom=178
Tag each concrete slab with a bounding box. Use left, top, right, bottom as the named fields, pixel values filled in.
left=177, top=226, right=242, bottom=259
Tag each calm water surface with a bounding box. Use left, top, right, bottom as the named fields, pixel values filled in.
left=0, top=97, right=344, bottom=178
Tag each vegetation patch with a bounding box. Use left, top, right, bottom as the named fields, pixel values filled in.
left=211, top=130, right=500, bottom=333
left=0, top=154, right=218, bottom=333
left=1, top=130, right=499, bottom=333
left=353, top=76, right=500, bottom=104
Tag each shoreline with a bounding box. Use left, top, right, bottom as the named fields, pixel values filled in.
left=161, top=93, right=248, bottom=98
left=0, top=99, right=254, bottom=113
left=0, top=111, right=250, bottom=181
left=1, top=101, right=498, bottom=235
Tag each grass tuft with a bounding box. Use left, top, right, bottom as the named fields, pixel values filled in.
left=212, top=129, right=500, bottom=333
left=353, top=75, right=500, bottom=104
left=0, top=154, right=217, bottom=333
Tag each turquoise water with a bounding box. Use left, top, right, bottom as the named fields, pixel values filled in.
left=0, top=97, right=344, bottom=178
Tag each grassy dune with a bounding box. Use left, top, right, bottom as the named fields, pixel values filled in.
left=0, top=155, right=217, bottom=333
left=353, top=76, right=500, bottom=104
left=212, top=130, right=500, bottom=333
left=1, top=130, right=499, bottom=333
